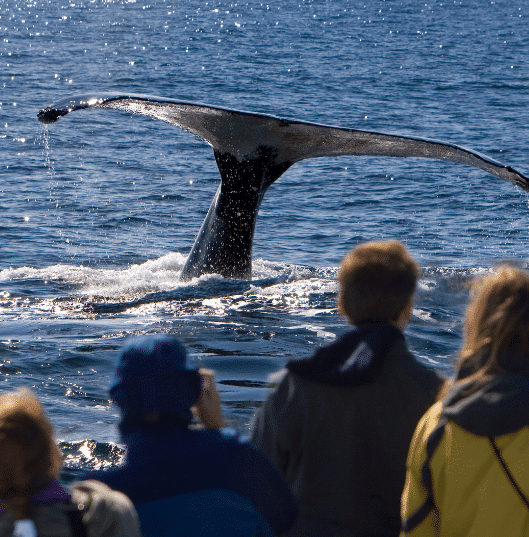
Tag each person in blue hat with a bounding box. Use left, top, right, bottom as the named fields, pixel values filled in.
left=84, top=334, right=298, bottom=537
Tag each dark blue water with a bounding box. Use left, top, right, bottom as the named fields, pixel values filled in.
left=2, top=0, right=529, bottom=473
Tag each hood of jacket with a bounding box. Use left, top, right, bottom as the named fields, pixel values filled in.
left=442, top=359, right=529, bottom=437
left=287, top=323, right=405, bottom=387
left=110, top=335, right=202, bottom=433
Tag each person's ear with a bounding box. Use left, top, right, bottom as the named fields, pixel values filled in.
left=396, top=297, right=413, bottom=330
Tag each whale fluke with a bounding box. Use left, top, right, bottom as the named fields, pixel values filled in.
left=38, top=94, right=529, bottom=280
left=38, top=106, right=67, bottom=124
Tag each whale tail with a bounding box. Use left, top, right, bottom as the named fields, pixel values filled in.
left=38, top=94, right=529, bottom=279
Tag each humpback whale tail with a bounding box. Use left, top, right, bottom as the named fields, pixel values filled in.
left=38, top=94, right=529, bottom=280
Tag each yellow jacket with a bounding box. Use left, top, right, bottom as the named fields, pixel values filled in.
left=400, top=374, right=529, bottom=537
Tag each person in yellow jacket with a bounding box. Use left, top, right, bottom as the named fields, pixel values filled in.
left=400, top=265, right=529, bottom=537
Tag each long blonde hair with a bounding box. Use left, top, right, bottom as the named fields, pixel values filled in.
left=0, top=389, right=62, bottom=520
left=439, top=265, right=529, bottom=399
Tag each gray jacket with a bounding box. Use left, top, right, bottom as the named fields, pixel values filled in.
left=0, top=480, right=141, bottom=537
left=252, top=329, right=443, bottom=537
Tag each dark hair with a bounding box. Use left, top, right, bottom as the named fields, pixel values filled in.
left=337, top=240, right=419, bottom=325
left=0, top=389, right=62, bottom=519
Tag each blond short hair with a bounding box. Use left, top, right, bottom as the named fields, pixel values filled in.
left=337, top=240, right=419, bottom=325
left=0, top=389, right=62, bottom=517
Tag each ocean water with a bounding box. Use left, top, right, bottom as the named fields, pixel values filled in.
left=1, top=0, right=529, bottom=475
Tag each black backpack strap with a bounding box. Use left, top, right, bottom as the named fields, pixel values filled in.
left=64, top=502, right=88, bottom=537
left=489, top=437, right=529, bottom=510
left=401, top=417, right=447, bottom=532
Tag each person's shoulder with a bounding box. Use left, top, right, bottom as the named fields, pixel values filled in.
left=406, top=401, right=445, bottom=466
left=413, top=401, right=444, bottom=439
left=253, top=368, right=304, bottom=411
left=70, top=478, right=130, bottom=503
left=212, top=427, right=243, bottom=444
left=69, top=479, right=141, bottom=537
left=413, top=357, right=446, bottom=385
left=387, top=339, right=445, bottom=384
left=210, top=428, right=263, bottom=451
left=210, top=428, right=277, bottom=462
left=194, top=426, right=251, bottom=453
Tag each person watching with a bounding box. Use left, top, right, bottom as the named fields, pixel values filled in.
left=252, top=240, right=444, bottom=537
left=0, top=388, right=141, bottom=537
left=401, top=265, right=529, bottom=536
left=85, top=334, right=298, bottom=536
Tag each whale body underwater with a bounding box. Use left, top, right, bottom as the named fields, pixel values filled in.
left=38, top=94, right=529, bottom=280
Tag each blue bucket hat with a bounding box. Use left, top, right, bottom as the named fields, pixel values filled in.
left=110, top=335, right=202, bottom=431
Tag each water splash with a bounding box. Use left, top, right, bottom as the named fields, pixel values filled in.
left=39, top=123, right=55, bottom=180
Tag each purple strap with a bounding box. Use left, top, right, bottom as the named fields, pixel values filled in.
left=0, top=480, right=71, bottom=515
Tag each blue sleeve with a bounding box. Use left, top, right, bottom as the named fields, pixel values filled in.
left=224, top=436, right=299, bottom=535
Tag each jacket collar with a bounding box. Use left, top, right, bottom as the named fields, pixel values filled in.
left=287, top=324, right=405, bottom=387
